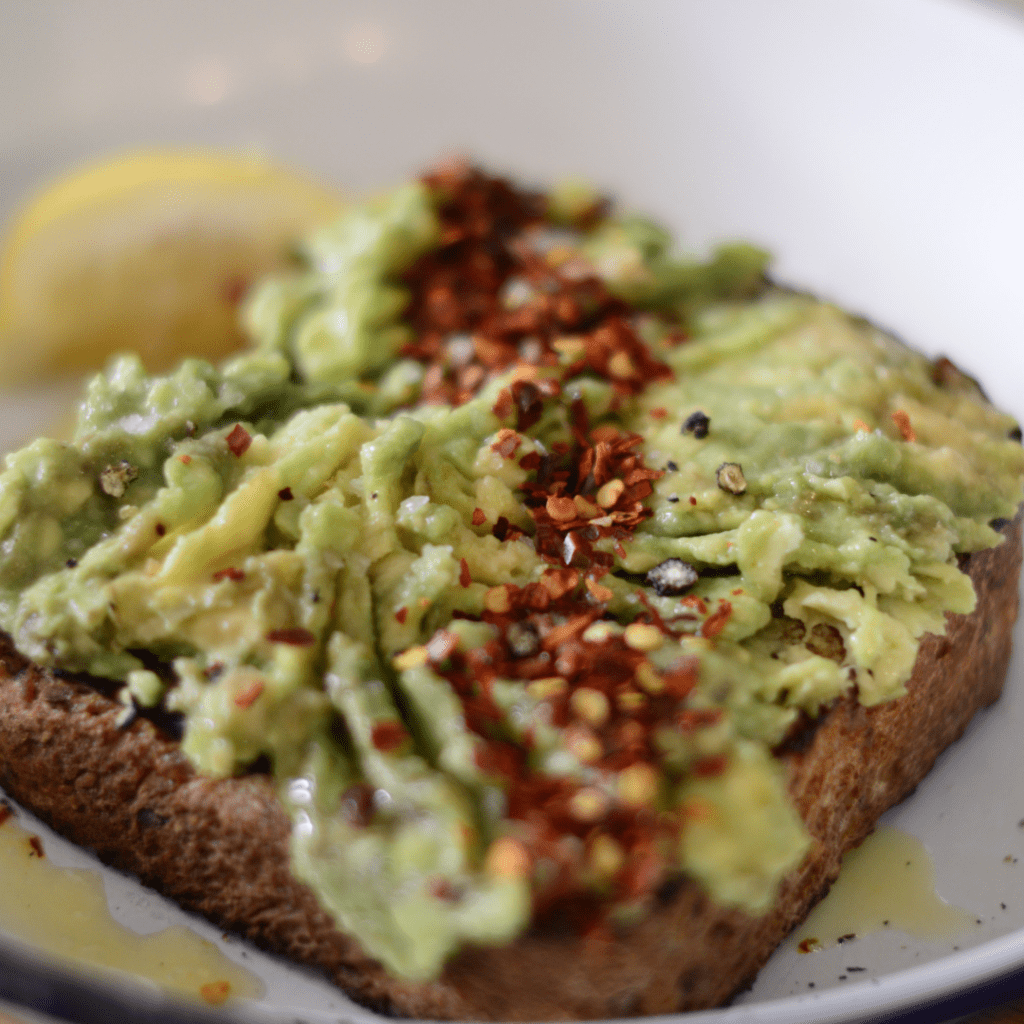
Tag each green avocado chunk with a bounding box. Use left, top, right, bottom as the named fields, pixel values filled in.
left=0, top=170, right=1020, bottom=980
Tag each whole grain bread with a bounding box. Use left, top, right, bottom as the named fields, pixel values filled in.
left=0, top=517, right=1018, bottom=1021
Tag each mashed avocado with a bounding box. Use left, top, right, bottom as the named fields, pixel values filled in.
left=0, top=165, right=1020, bottom=980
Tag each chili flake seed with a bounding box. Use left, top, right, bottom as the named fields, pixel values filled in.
left=484, top=585, right=512, bottom=614
left=596, top=478, right=625, bottom=509
left=570, top=687, right=611, bottom=727
left=266, top=627, right=316, bottom=646
left=226, top=423, right=252, bottom=456
left=546, top=495, right=578, bottom=522
left=891, top=409, right=917, bottom=442
left=715, top=462, right=747, bottom=495
left=565, top=725, right=604, bottom=763
left=682, top=410, right=710, bottom=439
left=582, top=620, right=616, bottom=644
left=589, top=835, right=625, bottom=876
left=646, top=558, right=698, bottom=596
left=527, top=676, right=567, bottom=700
left=617, top=690, right=647, bottom=712
left=472, top=507, right=486, bottom=526
left=617, top=762, right=660, bottom=807
left=573, top=494, right=602, bottom=519
left=634, top=661, right=665, bottom=694
left=200, top=981, right=231, bottom=1005
left=485, top=837, right=531, bottom=879
left=608, top=351, right=636, bottom=379
left=394, top=645, right=429, bottom=671
left=99, top=461, right=139, bottom=498
left=569, top=787, right=610, bottom=822
left=623, top=622, right=664, bottom=652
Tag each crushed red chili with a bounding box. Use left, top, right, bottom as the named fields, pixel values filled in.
left=226, top=423, right=252, bottom=456
left=421, top=564, right=723, bottom=913
left=212, top=567, right=245, bottom=582
left=234, top=678, right=264, bottom=709
left=372, top=720, right=410, bottom=753
left=265, top=627, right=316, bottom=646
left=400, top=162, right=674, bottom=409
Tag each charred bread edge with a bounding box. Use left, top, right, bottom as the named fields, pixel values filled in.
left=0, top=514, right=1018, bottom=1021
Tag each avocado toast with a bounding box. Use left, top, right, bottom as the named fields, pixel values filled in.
left=0, top=163, right=1020, bottom=1018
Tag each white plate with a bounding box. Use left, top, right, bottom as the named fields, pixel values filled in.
left=2, top=2, right=1024, bottom=1022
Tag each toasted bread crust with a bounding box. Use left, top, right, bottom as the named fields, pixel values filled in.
left=0, top=517, right=1018, bottom=1020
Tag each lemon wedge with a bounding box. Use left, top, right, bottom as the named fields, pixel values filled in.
left=0, top=149, right=343, bottom=381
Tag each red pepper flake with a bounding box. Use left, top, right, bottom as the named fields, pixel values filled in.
left=372, top=719, right=410, bottom=752
left=212, top=567, right=245, bottom=582
left=155, top=523, right=166, bottom=537
left=689, top=496, right=697, bottom=506
left=429, top=876, right=462, bottom=902
left=692, top=755, right=728, bottom=778
left=472, top=507, right=486, bottom=526
left=518, top=451, right=541, bottom=471
left=492, top=388, right=514, bottom=420
left=681, top=594, right=708, bottom=615
left=265, top=627, right=316, bottom=646
left=852, top=418, right=871, bottom=433
left=278, top=487, right=294, bottom=501
left=677, top=708, right=723, bottom=732
left=701, top=601, right=733, bottom=639
left=492, top=516, right=525, bottom=542
left=649, top=407, right=668, bottom=420
left=459, top=558, right=472, bottom=588
left=28, top=835, right=44, bottom=858
left=0, top=804, right=10, bottom=827
left=661, top=657, right=699, bottom=698
left=200, top=981, right=231, bottom=1006
left=891, top=409, right=917, bottom=442
left=395, top=606, right=408, bottom=624
left=179, top=454, right=192, bottom=465
left=226, top=423, right=252, bottom=456
left=234, top=678, right=264, bottom=709
left=491, top=428, right=522, bottom=459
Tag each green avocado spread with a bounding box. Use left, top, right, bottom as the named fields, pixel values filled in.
left=0, top=166, right=1021, bottom=981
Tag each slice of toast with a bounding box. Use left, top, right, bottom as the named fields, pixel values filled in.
left=0, top=517, right=1016, bottom=1021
